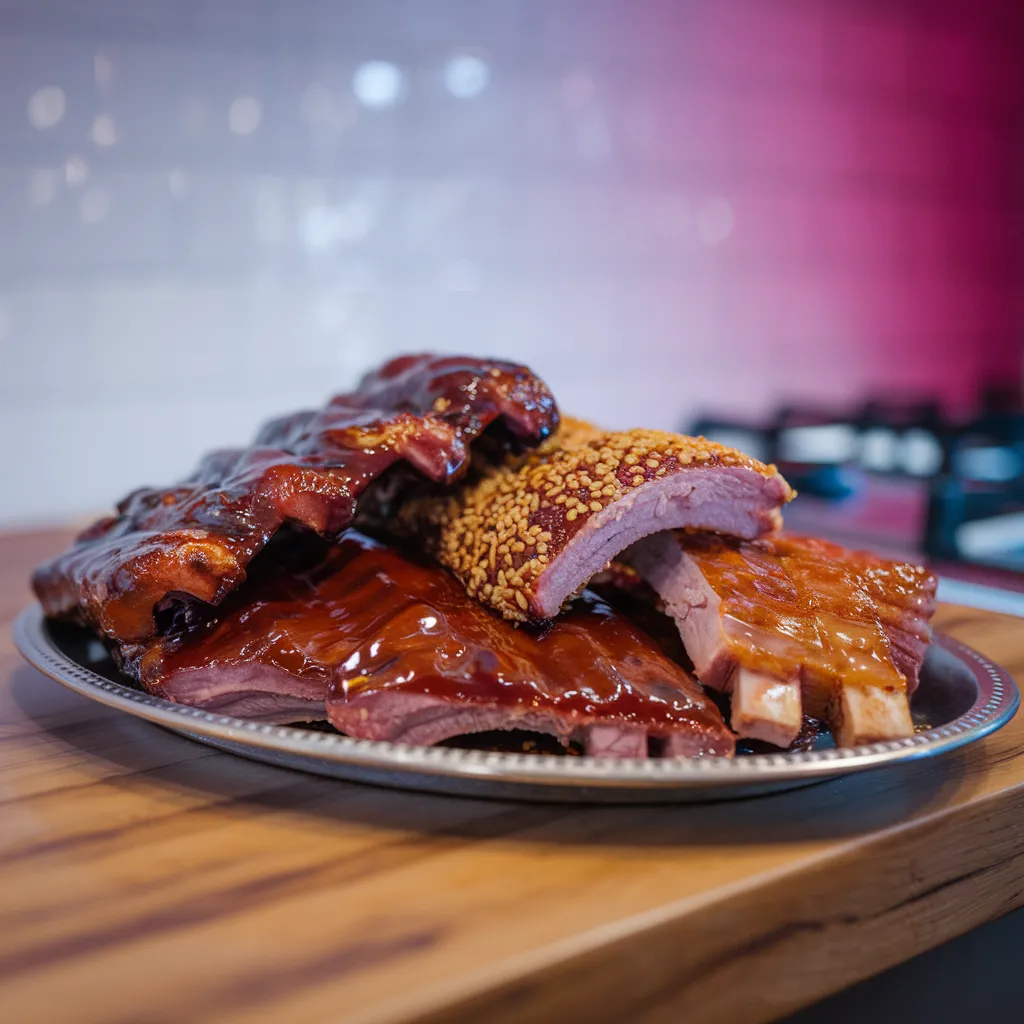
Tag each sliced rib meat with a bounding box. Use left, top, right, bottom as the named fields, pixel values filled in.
left=146, top=666, right=329, bottom=723
left=32, top=354, right=558, bottom=644
left=627, top=532, right=938, bottom=748
left=391, top=423, right=793, bottom=624
left=129, top=531, right=734, bottom=757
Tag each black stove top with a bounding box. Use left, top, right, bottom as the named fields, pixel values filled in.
left=688, top=393, right=1024, bottom=581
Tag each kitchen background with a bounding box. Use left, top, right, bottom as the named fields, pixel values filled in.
left=0, top=0, right=1020, bottom=529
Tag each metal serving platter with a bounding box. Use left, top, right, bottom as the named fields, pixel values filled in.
left=13, top=604, right=1020, bottom=803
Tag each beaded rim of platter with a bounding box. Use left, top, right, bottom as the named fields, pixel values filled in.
left=12, top=604, right=1019, bottom=793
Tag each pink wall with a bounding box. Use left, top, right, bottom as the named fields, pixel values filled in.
left=0, top=0, right=1020, bottom=522
left=602, top=0, right=1023, bottom=417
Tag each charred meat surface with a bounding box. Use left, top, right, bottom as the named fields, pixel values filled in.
left=130, top=531, right=734, bottom=757
left=394, top=421, right=793, bottom=624
left=628, top=532, right=938, bottom=748
left=32, top=355, right=558, bottom=644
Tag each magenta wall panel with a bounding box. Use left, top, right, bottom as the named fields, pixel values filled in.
left=0, top=0, right=1020, bottom=522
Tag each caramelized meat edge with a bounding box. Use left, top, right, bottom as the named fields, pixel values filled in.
left=32, top=354, right=559, bottom=643
left=127, top=531, right=734, bottom=758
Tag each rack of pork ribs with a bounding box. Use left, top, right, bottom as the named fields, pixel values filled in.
left=33, top=355, right=938, bottom=759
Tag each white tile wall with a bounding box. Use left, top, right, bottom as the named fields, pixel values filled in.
left=0, top=0, right=1018, bottom=525
left=0, top=23, right=711, bottom=525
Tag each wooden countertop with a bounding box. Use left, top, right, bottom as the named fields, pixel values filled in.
left=3, top=529, right=1024, bottom=1024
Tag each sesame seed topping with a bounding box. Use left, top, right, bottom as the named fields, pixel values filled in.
left=412, top=416, right=792, bottom=622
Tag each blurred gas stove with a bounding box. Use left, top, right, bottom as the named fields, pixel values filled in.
left=688, top=387, right=1024, bottom=615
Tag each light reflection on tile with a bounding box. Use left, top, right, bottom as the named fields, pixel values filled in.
left=0, top=2, right=1018, bottom=524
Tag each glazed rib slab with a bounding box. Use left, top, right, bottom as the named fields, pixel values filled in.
left=32, top=354, right=559, bottom=644
left=628, top=532, right=938, bottom=748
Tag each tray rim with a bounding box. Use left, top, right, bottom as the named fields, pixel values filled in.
left=11, top=604, right=1020, bottom=792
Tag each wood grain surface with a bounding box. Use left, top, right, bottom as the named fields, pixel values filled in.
left=2, top=529, right=1024, bottom=1024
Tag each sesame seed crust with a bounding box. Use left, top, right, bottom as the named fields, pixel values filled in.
left=422, top=419, right=795, bottom=623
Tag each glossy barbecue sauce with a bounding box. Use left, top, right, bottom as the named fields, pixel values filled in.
left=150, top=531, right=726, bottom=735
left=680, top=533, right=936, bottom=691
left=32, top=355, right=559, bottom=643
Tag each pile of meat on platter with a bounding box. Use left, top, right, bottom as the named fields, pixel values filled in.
left=33, top=354, right=937, bottom=758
